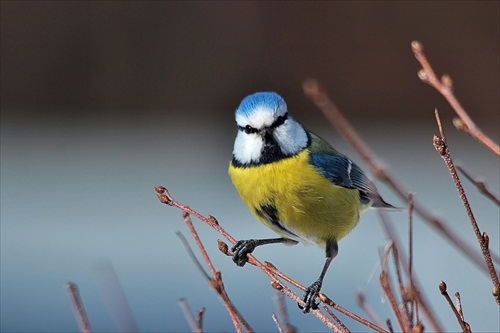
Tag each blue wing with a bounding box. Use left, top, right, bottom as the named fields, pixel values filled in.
left=310, top=152, right=375, bottom=205
left=307, top=132, right=388, bottom=206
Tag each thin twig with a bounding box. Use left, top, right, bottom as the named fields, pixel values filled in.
left=386, top=319, right=394, bottom=333
left=264, top=261, right=304, bottom=290
left=356, top=292, right=386, bottom=330
left=433, top=110, right=500, bottom=305
left=197, top=307, right=206, bottom=333
left=302, top=79, right=491, bottom=273
left=411, top=40, right=500, bottom=157
left=66, top=282, right=92, bottom=333
left=155, top=186, right=344, bottom=332
left=177, top=231, right=211, bottom=281
left=439, top=282, right=471, bottom=333
left=274, top=291, right=296, bottom=333
left=180, top=211, right=251, bottom=333
left=457, top=165, right=500, bottom=206
left=408, top=193, right=416, bottom=326
left=321, top=305, right=351, bottom=333
left=377, top=209, right=444, bottom=332
left=408, top=193, right=414, bottom=284
left=390, top=244, right=412, bottom=329
left=272, top=313, right=285, bottom=333
left=455, top=292, right=464, bottom=322
left=178, top=298, right=203, bottom=333
left=379, top=261, right=409, bottom=332
left=269, top=277, right=343, bottom=332
left=266, top=259, right=387, bottom=333
left=319, top=294, right=389, bottom=333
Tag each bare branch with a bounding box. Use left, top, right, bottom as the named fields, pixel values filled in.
left=439, top=282, right=471, bottom=333
left=271, top=313, right=285, bottom=333
left=177, top=232, right=211, bottom=282
left=66, top=282, right=92, bottom=333
left=179, top=211, right=251, bottom=333
left=379, top=259, right=410, bottom=332
left=356, top=291, right=386, bottom=330
left=390, top=244, right=412, bottom=329
left=411, top=40, right=500, bottom=157
left=408, top=193, right=417, bottom=326
left=319, top=294, right=389, bottom=333
left=178, top=298, right=203, bottom=333
left=377, top=210, right=444, bottom=332
left=155, top=186, right=345, bottom=332
left=457, top=165, right=500, bottom=206
left=274, top=291, right=296, bottom=333
left=433, top=110, right=500, bottom=305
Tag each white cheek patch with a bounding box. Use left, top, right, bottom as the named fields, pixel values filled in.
left=274, top=119, right=308, bottom=155
left=233, top=131, right=263, bottom=164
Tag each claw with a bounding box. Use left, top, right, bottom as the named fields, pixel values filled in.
left=231, top=240, right=256, bottom=267
left=299, top=280, right=322, bottom=313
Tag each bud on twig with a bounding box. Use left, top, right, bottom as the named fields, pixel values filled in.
left=439, top=281, right=447, bottom=295
left=217, top=239, right=229, bottom=255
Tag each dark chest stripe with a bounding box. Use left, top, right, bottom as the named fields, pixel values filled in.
left=255, top=203, right=299, bottom=239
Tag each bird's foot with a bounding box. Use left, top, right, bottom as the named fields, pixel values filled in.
left=299, top=280, right=322, bottom=313
left=231, top=239, right=257, bottom=267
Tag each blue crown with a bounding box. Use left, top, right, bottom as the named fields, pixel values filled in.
left=235, top=92, right=286, bottom=118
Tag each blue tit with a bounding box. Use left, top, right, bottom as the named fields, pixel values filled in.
left=228, top=92, right=395, bottom=313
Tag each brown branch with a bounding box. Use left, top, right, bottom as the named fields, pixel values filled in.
left=411, top=40, right=500, bottom=157
left=408, top=193, right=414, bottom=284
left=377, top=210, right=444, bottom=332
left=433, top=110, right=500, bottom=305
left=390, top=244, right=412, bottom=329
left=155, top=186, right=345, bottom=332
left=457, top=165, right=500, bottom=206
left=379, top=269, right=409, bottom=333
left=407, top=193, right=417, bottom=326
left=321, top=305, right=351, bottom=333
left=378, top=244, right=411, bottom=333
left=386, top=319, right=394, bottom=333
left=265, top=260, right=387, bottom=333
left=454, top=292, right=464, bottom=324
left=159, top=187, right=393, bottom=332
left=302, top=78, right=490, bottom=273
left=178, top=298, right=204, bottom=333
left=264, top=261, right=304, bottom=290
left=319, top=294, right=389, bottom=333
left=356, top=292, right=386, bottom=330
left=179, top=211, right=251, bottom=333
left=66, top=282, right=92, bottom=333
left=177, top=232, right=211, bottom=281
left=274, top=291, right=296, bottom=333
left=439, top=282, right=471, bottom=333
left=271, top=313, right=285, bottom=333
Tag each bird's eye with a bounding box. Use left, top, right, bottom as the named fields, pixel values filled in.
left=244, top=125, right=255, bottom=134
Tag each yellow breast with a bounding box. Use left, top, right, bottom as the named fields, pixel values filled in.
left=228, top=149, right=363, bottom=248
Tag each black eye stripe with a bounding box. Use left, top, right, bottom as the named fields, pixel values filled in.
left=238, top=125, right=259, bottom=134
left=271, top=113, right=288, bottom=129
left=238, top=113, right=288, bottom=134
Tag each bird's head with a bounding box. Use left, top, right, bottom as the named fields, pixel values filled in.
left=232, top=92, right=309, bottom=166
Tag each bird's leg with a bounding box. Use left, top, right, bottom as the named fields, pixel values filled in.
left=300, top=240, right=338, bottom=313
left=232, top=237, right=297, bottom=267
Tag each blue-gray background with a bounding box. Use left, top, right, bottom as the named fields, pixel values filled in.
left=1, top=2, right=499, bottom=332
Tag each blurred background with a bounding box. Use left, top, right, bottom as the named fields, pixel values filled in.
left=1, top=1, right=498, bottom=332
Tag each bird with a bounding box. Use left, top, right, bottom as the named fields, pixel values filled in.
left=228, top=92, right=395, bottom=313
